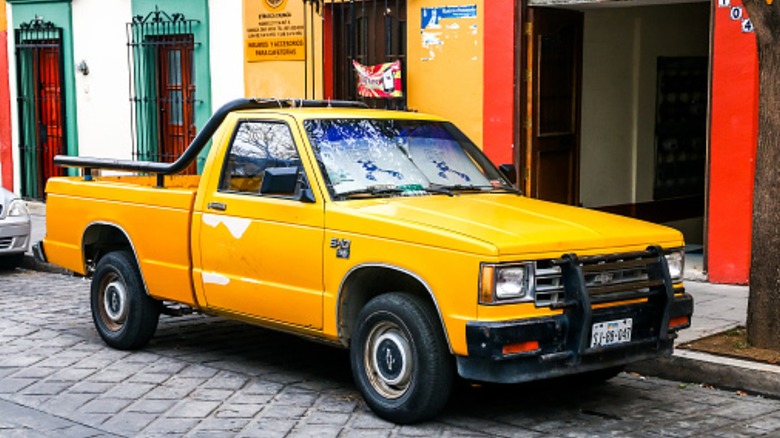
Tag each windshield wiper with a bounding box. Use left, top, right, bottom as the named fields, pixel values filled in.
left=433, top=184, right=523, bottom=195
left=335, top=186, right=405, bottom=200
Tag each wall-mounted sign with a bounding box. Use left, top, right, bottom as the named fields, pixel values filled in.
left=244, top=0, right=305, bottom=62
left=420, top=5, right=478, bottom=62
left=353, top=60, right=403, bottom=98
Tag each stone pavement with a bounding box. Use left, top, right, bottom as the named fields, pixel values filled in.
left=3, top=268, right=780, bottom=437
left=9, top=200, right=780, bottom=436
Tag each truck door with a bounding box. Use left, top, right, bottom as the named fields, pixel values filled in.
left=194, top=118, right=324, bottom=329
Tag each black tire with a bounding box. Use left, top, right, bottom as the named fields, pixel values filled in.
left=90, top=250, right=160, bottom=350
left=350, top=292, right=454, bottom=424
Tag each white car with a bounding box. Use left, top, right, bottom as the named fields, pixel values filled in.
left=0, top=188, right=31, bottom=268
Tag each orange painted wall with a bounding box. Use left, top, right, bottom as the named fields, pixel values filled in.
left=707, top=0, right=758, bottom=284
left=0, top=0, right=13, bottom=191
left=407, top=1, right=484, bottom=148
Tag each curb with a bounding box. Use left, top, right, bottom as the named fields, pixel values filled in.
left=627, top=349, right=780, bottom=399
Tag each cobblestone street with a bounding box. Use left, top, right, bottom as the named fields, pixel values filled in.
left=1, top=268, right=779, bottom=437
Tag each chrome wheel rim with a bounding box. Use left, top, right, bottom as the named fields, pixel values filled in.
left=364, top=320, right=413, bottom=399
left=99, top=272, right=128, bottom=332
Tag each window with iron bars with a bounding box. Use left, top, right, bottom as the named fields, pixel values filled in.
left=323, top=0, right=407, bottom=110
left=127, top=8, right=200, bottom=174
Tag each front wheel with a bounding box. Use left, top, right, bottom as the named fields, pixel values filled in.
left=350, top=293, right=454, bottom=424
left=91, top=250, right=160, bottom=350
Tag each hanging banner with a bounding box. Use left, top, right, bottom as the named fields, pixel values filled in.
left=352, top=60, right=403, bottom=98
left=244, top=0, right=305, bottom=62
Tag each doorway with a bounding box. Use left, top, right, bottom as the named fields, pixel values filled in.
left=523, top=8, right=583, bottom=205
left=521, top=1, right=711, bottom=248
left=14, top=19, right=67, bottom=200
left=326, top=0, right=407, bottom=110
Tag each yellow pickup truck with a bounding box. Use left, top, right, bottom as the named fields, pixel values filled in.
left=36, top=98, right=692, bottom=423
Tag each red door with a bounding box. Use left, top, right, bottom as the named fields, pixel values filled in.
left=37, top=45, right=66, bottom=188
left=157, top=35, right=196, bottom=174
left=523, top=8, right=583, bottom=205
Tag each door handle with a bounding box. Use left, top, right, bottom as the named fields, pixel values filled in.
left=207, top=202, right=227, bottom=211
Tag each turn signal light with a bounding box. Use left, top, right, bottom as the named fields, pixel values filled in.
left=502, top=340, right=539, bottom=355
left=668, top=316, right=690, bottom=330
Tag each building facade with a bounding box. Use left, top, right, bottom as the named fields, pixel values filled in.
left=0, top=0, right=759, bottom=284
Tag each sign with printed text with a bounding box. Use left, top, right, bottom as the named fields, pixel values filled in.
left=244, top=0, right=305, bottom=62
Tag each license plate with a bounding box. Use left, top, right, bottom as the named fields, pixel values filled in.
left=590, top=318, right=633, bottom=348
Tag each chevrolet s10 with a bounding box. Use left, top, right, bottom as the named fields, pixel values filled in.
left=36, top=98, right=693, bottom=423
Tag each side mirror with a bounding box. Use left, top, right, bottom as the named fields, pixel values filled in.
left=260, top=167, right=298, bottom=195
left=499, top=164, right=517, bottom=185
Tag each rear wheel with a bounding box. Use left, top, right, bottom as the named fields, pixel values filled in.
left=91, top=250, right=160, bottom=350
left=350, top=293, right=453, bottom=424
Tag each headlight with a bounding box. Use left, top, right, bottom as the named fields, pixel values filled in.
left=664, top=250, right=685, bottom=283
left=7, top=199, right=29, bottom=217
left=480, top=262, right=535, bottom=304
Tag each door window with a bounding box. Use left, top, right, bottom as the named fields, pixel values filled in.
left=220, top=121, right=302, bottom=197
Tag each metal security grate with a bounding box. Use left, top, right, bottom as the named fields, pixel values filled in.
left=127, top=7, right=200, bottom=173
left=14, top=17, right=67, bottom=200
left=322, top=0, right=407, bottom=110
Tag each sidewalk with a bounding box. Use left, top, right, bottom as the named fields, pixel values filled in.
left=21, top=202, right=778, bottom=398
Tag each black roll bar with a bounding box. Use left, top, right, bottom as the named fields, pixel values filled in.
left=53, top=98, right=369, bottom=187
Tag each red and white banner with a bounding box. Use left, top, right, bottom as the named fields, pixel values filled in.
left=352, top=60, right=403, bottom=98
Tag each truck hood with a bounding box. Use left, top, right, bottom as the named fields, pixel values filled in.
left=330, top=194, right=683, bottom=257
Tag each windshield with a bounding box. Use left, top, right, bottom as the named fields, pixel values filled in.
left=303, top=118, right=513, bottom=199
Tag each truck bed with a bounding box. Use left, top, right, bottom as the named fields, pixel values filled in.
left=44, top=175, right=201, bottom=306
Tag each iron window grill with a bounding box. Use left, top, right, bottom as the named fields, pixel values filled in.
left=127, top=7, right=201, bottom=170
left=14, top=17, right=67, bottom=200
left=322, top=0, right=407, bottom=110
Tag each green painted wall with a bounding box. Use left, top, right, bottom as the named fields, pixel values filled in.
left=132, top=0, right=212, bottom=169
left=8, top=0, right=78, bottom=169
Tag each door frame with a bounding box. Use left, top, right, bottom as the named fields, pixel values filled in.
left=14, top=17, right=67, bottom=200
left=516, top=5, right=583, bottom=205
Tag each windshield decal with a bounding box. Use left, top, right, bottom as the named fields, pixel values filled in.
left=304, top=119, right=515, bottom=200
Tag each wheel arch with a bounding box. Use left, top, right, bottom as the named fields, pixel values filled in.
left=336, top=263, right=452, bottom=352
left=82, top=222, right=146, bottom=292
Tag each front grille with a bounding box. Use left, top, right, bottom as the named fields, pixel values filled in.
left=534, top=262, right=563, bottom=307
left=0, top=237, right=13, bottom=250
left=535, top=251, right=662, bottom=307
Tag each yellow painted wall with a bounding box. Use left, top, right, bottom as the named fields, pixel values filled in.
left=243, top=0, right=324, bottom=99
left=407, top=0, right=484, bottom=148
left=242, top=0, right=485, bottom=147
